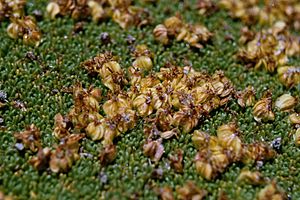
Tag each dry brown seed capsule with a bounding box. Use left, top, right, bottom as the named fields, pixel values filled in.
left=132, top=93, right=153, bottom=117
left=237, top=170, right=266, bottom=185
left=53, top=113, right=72, bottom=139
left=143, top=138, right=164, bottom=162
left=14, top=124, right=41, bottom=152
left=156, top=186, right=174, bottom=200
left=102, top=94, right=131, bottom=117
left=153, top=24, right=169, bottom=45
left=275, top=94, right=297, bottom=111
left=257, top=181, right=287, bottom=200
left=217, top=123, right=242, bottom=160
left=289, top=113, right=300, bottom=125
left=29, top=147, right=51, bottom=170
left=85, top=120, right=105, bottom=141
left=172, top=106, right=201, bottom=133
left=242, top=142, right=276, bottom=164
left=236, top=86, right=256, bottom=107
left=132, top=56, right=153, bottom=71
left=176, top=181, right=207, bottom=200
left=169, top=149, right=183, bottom=173
left=46, top=2, right=60, bottom=19
left=6, top=22, right=20, bottom=39
left=88, top=1, right=106, bottom=22
left=99, top=145, right=117, bottom=165
left=253, top=96, right=275, bottom=122
left=192, top=130, right=210, bottom=149
left=277, top=66, right=300, bottom=88
left=294, top=128, right=300, bottom=146
left=160, top=128, right=179, bottom=140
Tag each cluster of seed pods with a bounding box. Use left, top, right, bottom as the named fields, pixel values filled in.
left=153, top=15, right=213, bottom=48
left=13, top=124, right=85, bottom=173
left=47, top=0, right=151, bottom=29
left=192, top=123, right=276, bottom=180
left=0, top=0, right=41, bottom=45
left=219, top=0, right=300, bottom=30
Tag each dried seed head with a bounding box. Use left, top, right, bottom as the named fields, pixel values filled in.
left=132, top=93, right=153, bottom=117
left=289, top=113, right=300, bottom=125
left=88, top=1, right=106, bottom=22
left=294, top=128, right=300, bottom=146
left=176, top=181, right=207, bottom=200
left=237, top=170, right=266, bottom=185
left=29, top=147, right=51, bottom=170
left=99, top=145, right=117, bottom=165
left=14, top=124, right=41, bottom=152
left=275, top=94, right=297, bottom=111
left=156, top=186, right=174, bottom=200
left=169, top=149, right=183, bottom=173
left=217, top=123, right=242, bottom=160
left=253, top=96, right=275, bottom=122
left=257, top=181, right=287, bottom=200
left=46, top=2, right=60, bottom=19
left=85, top=120, right=105, bottom=141
left=153, top=24, right=169, bottom=45
left=143, top=139, right=164, bottom=162
left=277, top=66, right=300, bottom=88
left=236, top=86, right=256, bottom=107
left=192, top=130, right=210, bottom=149
left=132, top=56, right=153, bottom=71
left=242, top=142, right=276, bottom=164
left=53, top=113, right=72, bottom=139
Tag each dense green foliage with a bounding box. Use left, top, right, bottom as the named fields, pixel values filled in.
left=0, top=0, right=299, bottom=199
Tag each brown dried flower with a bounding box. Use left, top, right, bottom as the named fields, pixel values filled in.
left=14, top=124, right=41, bottom=152
left=289, top=113, right=300, bottom=126
left=236, top=86, right=256, bottom=107
left=143, top=138, right=164, bottom=163
left=275, top=94, right=297, bottom=112
left=253, top=95, right=275, bottom=122
left=169, top=149, right=184, bottom=173
left=99, top=144, right=117, bottom=165
left=277, top=66, right=300, bottom=88
left=257, top=181, right=287, bottom=200
left=156, top=186, right=174, bottom=200
left=237, top=170, right=266, bottom=185
left=176, top=181, right=207, bottom=200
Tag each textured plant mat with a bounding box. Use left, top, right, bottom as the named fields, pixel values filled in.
left=0, top=0, right=300, bottom=199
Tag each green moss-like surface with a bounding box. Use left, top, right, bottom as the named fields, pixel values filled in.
left=0, top=0, right=300, bottom=199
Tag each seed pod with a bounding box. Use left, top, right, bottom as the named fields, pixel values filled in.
left=176, top=181, right=207, bottom=200
left=87, top=1, right=106, bottom=22
left=169, top=149, right=183, bottom=173
left=46, top=2, right=60, bottom=19
left=143, top=138, right=164, bottom=162
left=53, top=113, right=72, bottom=139
left=102, top=94, right=131, bottom=117
left=253, top=96, right=275, bottom=122
left=294, top=128, right=300, bottom=146
left=289, top=113, right=300, bottom=125
left=156, top=186, right=174, bottom=200
left=242, top=142, right=276, bottom=164
left=153, top=24, right=169, bottom=45
left=85, top=120, right=105, bottom=141
left=236, top=86, right=256, bottom=107
left=132, top=93, right=153, bottom=117
left=237, top=170, right=266, bottom=185
left=172, top=106, right=202, bottom=133
left=257, top=181, right=287, bottom=200
left=160, top=128, right=178, bottom=140
left=115, top=109, right=136, bottom=133
left=29, top=147, right=51, bottom=171
left=6, top=22, right=20, bottom=39
left=132, top=56, right=153, bottom=71
left=275, top=94, right=297, bottom=111
left=217, top=123, right=242, bottom=161
left=192, top=130, right=210, bottom=149
left=277, top=66, right=300, bottom=88
left=99, top=145, right=117, bottom=165
left=14, top=124, right=41, bottom=152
